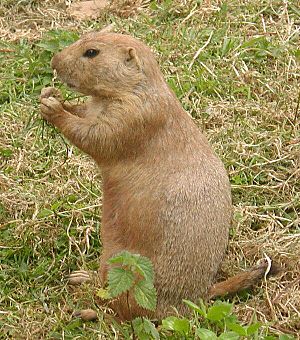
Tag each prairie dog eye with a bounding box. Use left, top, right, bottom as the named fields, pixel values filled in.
left=83, top=49, right=100, bottom=58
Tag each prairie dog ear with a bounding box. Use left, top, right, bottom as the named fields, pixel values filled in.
left=125, top=47, right=141, bottom=70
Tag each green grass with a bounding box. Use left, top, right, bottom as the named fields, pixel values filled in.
left=0, top=0, right=299, bottom=338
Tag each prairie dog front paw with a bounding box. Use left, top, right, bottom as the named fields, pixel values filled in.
left=40, top=96, right=65, bottom=124
left=40, top=87, right=63, bottom=101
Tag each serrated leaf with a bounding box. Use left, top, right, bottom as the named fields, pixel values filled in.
left=96, top=288, right=111, bottom=300
left=196, top=328, right=217, bottom=339
left=108, top=250, right=154, bottom=281
left=108, top=251, right=141, bottom=268
left=141, top=319, right=159, bottom=339
left=135, top=256, right=154, bottom=283
left=162, top=316, right=190, bottom=334
left=183, top=299, right=206, bottom=317
left=226, top=323, right=247, bottom=336
left=108, top=251, right=154, bottom=282
left=108, top=251, right=133, bottom=264
left=207, top=302, right=232, bottom=321
left=132, top=317, right=159, bottom=340
left=134, top=280, right=157, bottom=311
left=108, top=267, right=134, bottom=297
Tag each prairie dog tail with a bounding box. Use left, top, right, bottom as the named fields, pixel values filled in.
left=208, top=260, right=281, bottom=299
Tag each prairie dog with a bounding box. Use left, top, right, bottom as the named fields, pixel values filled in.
left=40, top=33, right=270, bottom=321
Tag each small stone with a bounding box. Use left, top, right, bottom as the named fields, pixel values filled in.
left=68, top=0, right=109, bottom=20
left=68, top=270, right=91, bottom=285
left=73, top=309, right=98, bottom=321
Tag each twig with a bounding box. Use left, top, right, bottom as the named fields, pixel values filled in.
left=99, top=23, right=115, bottom=33
left=127, top=291, right=136, bottom=339
left=188, top=31, right=213, bottom=70
left=181, top=4, right=198, bottom=25
left=263, top=253, right=277, bottom=321
left=293, top=89, right=300, bottom=125
left=272, top=275, right=300, bottom=304
left=0, top=49, right=14, bottom=53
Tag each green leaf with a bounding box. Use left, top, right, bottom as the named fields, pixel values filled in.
left=108, top=251, right=154, bottom=282
left=226, top=323, right=247, bottom=336
left=246, top=322, right=261, bottom=335
left=107, top=251, right=156, bottom=309
left=51, top=201, right=62, bottom=211
left=96, top=288, right=111, bottom=300
left=0, top=148, right=13, bottom=158
left=135, top=255, right=155, bottom=283
left=37, top=208, right=53, bottom=218
left=149, top=1, right=158, bottom=10
left=67, top=194, right=78, bottom=203
left=132, top=317, right=159, bottom=340
left=36, top=40, right=60, bottom=52
left=279, top=335, right=296, bottom=340
left=218, top=331, right=240, bottom=339
left=65, top=318, right=82, bottom=330
left=183, top=299, right=206, bottom=317
left=162, top=316, right=190, bottom=334
left=134, top=280, right=157, bottom=311
left=207, top=302, right=232, bottom=321
left=293, top=49, right=300, bottom=61
left=224, top=314, right=238, bottom=324
left=196, top=328, right=217, bottom=339
left=108, top=250, right=135, bottom=265
left=108, top=268, right=134, bottom=297
left=108, top=250, right=142, bottom=267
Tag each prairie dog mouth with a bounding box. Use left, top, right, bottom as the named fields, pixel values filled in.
left=60, top=76, right=78, bottom=89
left=52, top=69, right=78, bottom=89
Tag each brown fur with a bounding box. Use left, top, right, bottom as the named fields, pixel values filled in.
left=208, top=261, right=281, bottom=299
left=40, top=32, right=272, bottom=321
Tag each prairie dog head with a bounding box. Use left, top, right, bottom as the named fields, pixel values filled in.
left=51, top=32, right=162, bottom=98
